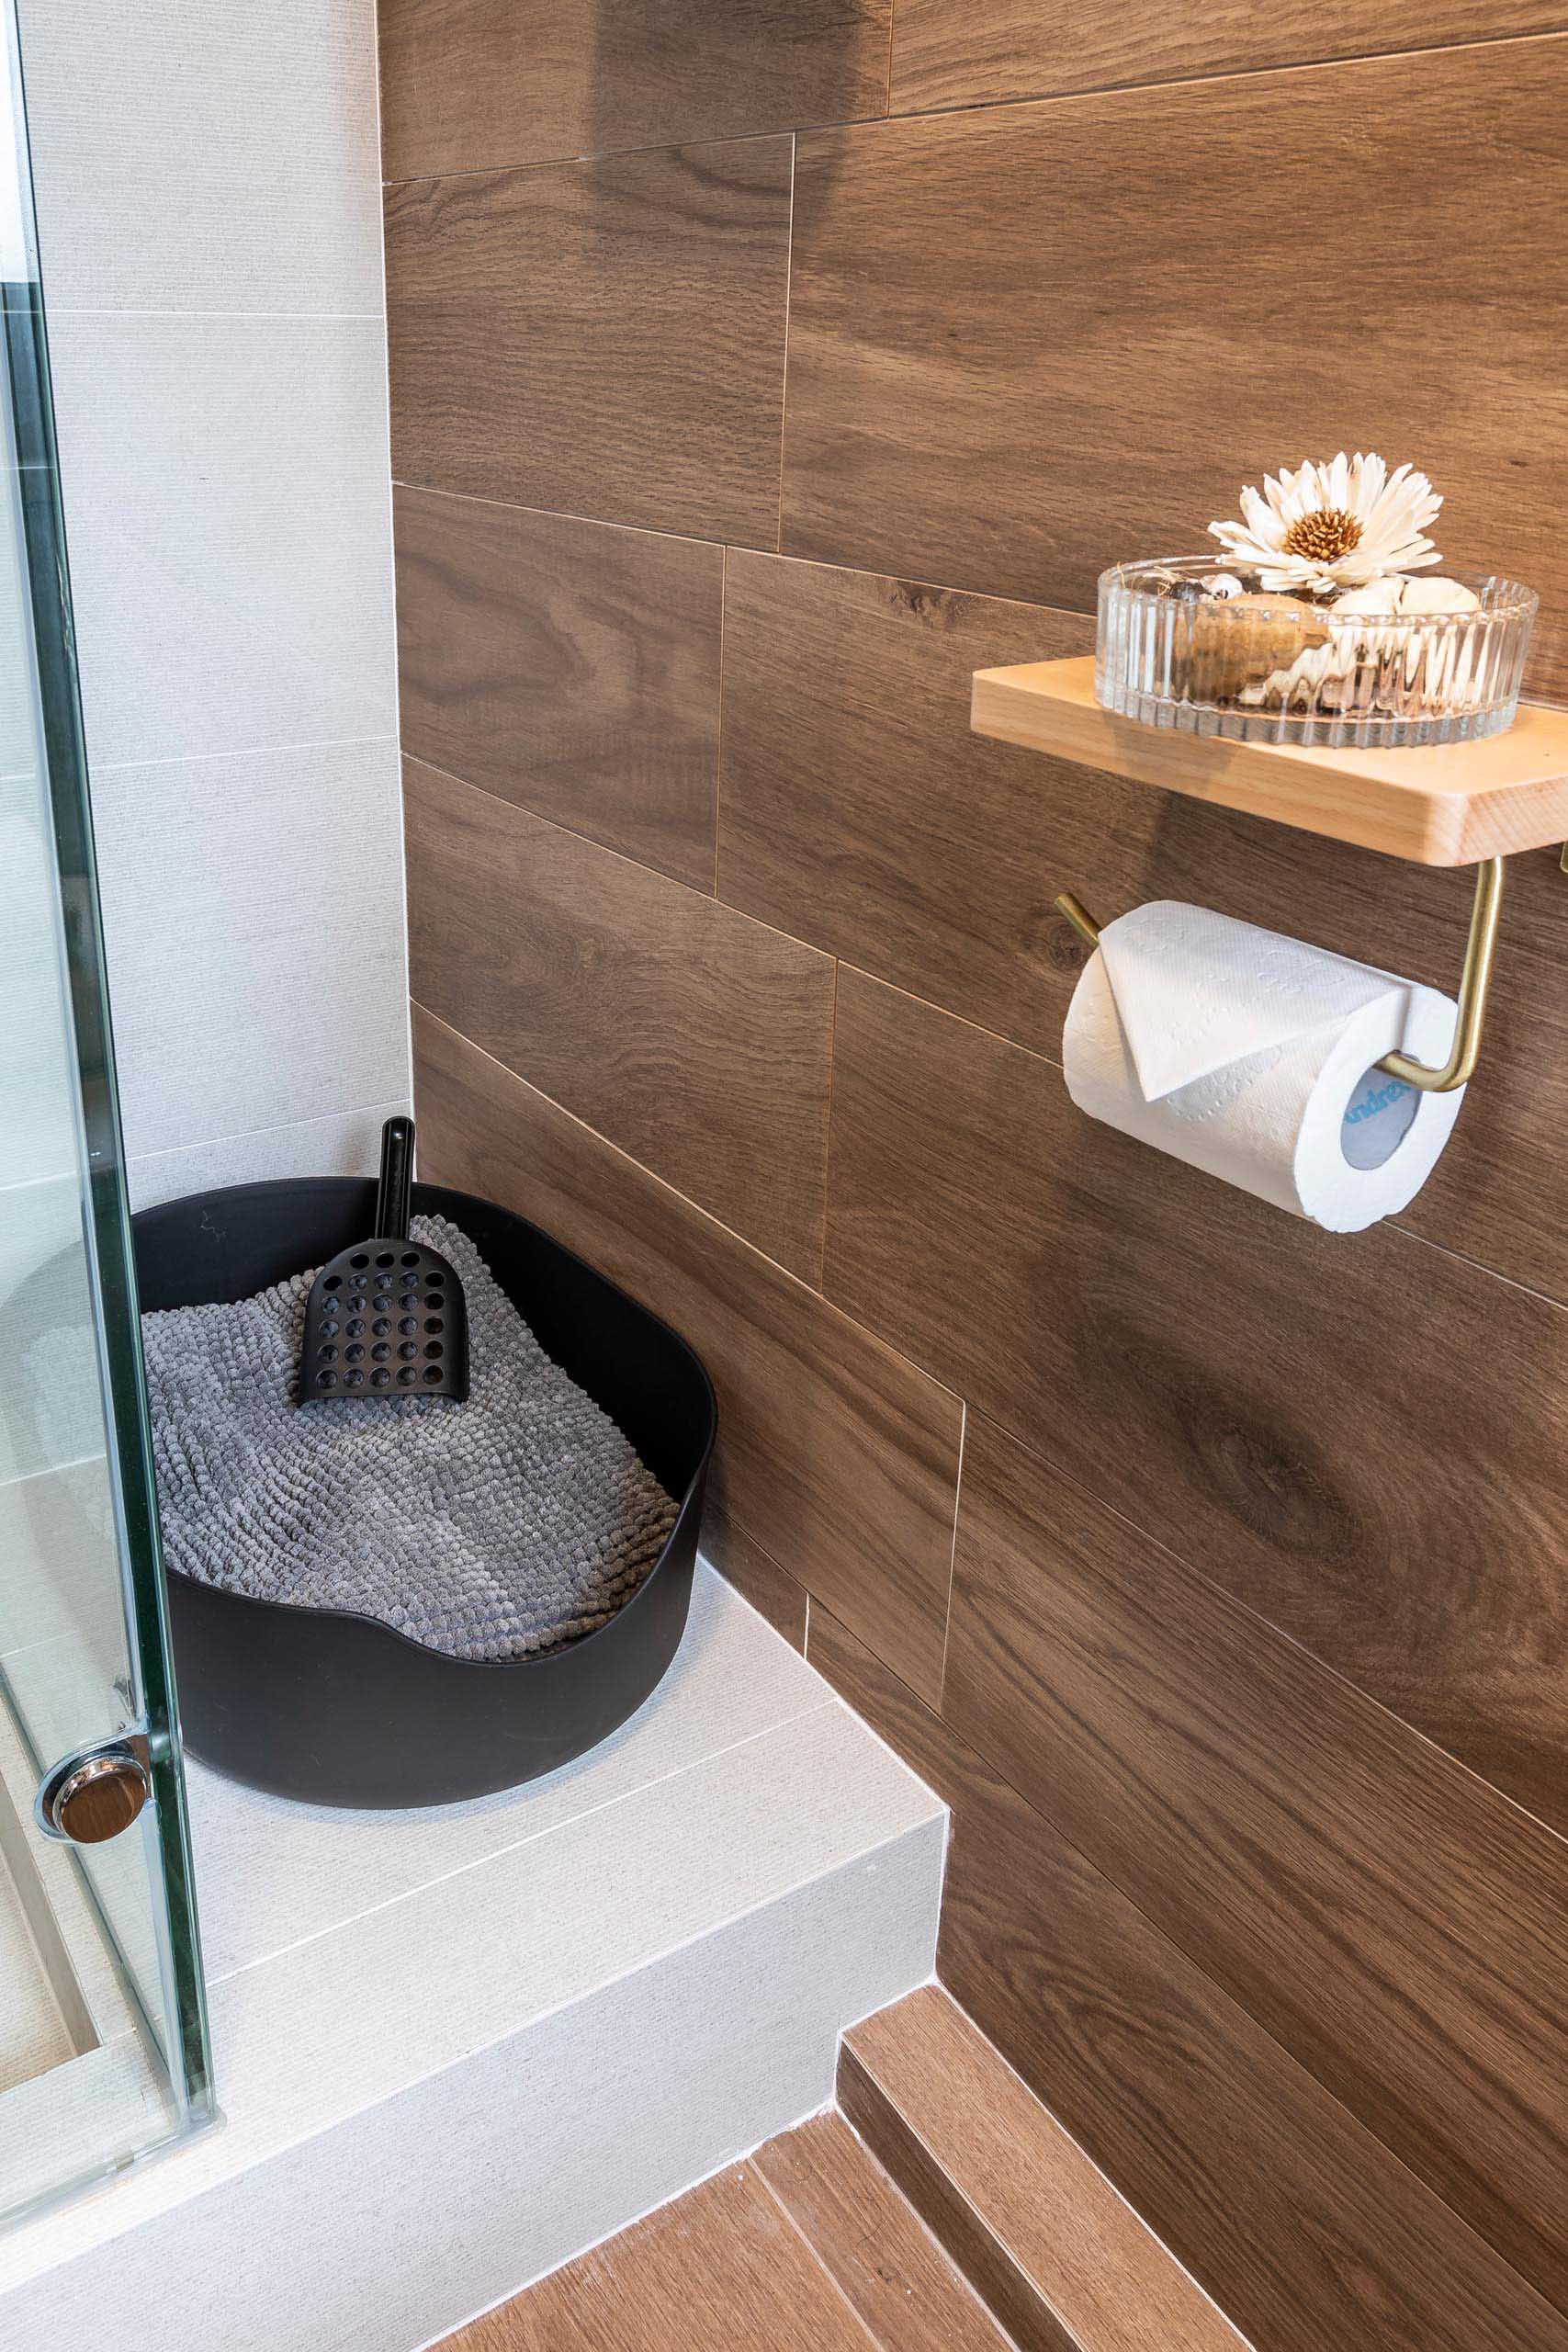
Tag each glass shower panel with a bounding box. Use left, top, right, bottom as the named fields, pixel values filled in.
left=0, top=0, right=212, bottom=2223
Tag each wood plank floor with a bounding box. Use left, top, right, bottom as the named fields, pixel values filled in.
left=441, top=2116, right=1010, bottom=2351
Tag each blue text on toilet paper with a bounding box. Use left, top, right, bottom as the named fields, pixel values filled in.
left=1340, top=1068, right=1418, bottom=1173
left=1344, top=1078, right=1410, bottom=1126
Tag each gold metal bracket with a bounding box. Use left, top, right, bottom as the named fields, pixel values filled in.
left=1052, top=855, right=1506, bottom=1096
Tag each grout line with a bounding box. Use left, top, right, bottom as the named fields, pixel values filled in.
left=52, top=308, right=383, bottom=322
left=377, top=27, right=1568, bottom=198
left=412, top=1002, right=966, bottom=1407
left=387, top=475, right=1099, bottom=628
left=365, top=0, right=414, bottom=1114
left=815, top=957, right=841, bottom=1291
left=976, top=1408, right=1568, bottom=1862
left=1380, top=1216, right=1568, bottom=1320
left=382, top=115, right=858, bottom=194
left=389, top=476, right=722, bottom=556
left=750, top=2152, right=895, bottom=2348
left=209, top=1700, right=841, bottom=1992
left=838, top=956, right=1066, bottom=1071
left=91, top=729, right=400, bottom=779
left=775, top=134, right=797, bottom=556
left=862, top=21, right=1568, bottom=135
left=830, top=2098, right=1031, bottom=2349
left=237, top=1788, right=941, bottom=2175
left=128, top=1093, right=412, bottom=1180
left=935, top=1401, right=966, bottom=1713
left=403, top=749, right=836, bottom=965
left=711, top=544, right=728, bottom=898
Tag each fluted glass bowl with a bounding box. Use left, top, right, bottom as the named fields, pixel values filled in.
left=1096, top=558, right=1537, bottom=748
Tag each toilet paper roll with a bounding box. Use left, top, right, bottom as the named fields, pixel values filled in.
left=1062, top=900, right=1465, bottom=1231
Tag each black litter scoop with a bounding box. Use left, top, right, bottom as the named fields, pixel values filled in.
left=299, top=1117, right=469, bottom=1404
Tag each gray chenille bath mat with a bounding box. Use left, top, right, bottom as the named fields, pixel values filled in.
left=141, top=1214, right=678, bottom=1662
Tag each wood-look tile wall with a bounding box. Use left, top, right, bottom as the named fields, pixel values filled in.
left=381, top=16, right=1568, bottom=2348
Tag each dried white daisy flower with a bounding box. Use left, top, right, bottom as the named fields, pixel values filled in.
left=1208, top=452, right=1442, bottom=592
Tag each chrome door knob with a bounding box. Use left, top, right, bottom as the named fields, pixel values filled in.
left=37, top=1741, right=152, bottom=1844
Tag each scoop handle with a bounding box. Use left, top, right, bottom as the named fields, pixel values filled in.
left=374, top=1116, right=414, bottom=1240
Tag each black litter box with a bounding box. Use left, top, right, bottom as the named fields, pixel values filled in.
left=132, top=1178, right=716, bottom=1809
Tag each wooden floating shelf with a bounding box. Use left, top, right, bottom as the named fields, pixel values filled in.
left=970, top=655, right=1568, bottom=867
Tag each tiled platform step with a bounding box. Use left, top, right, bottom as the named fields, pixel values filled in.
left=0, top=1565, right=945, bottom=2352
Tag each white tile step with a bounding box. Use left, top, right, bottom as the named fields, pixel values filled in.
left=0, top=1561, right=946, bottom=2352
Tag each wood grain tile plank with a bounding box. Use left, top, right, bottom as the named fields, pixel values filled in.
left=942, top=1413, right=1568, bottom=2310
left=443, top=2160, right=881, bottom=2349
left=413, top=1002, right=960, bottom=1702
left=717, top=552, right=1568, bottom=1303
left=807, top=1604, right=1568, bottom=2352
left=386, top=137, right=792, bottom=545
left=753, top=2109, right=1015, bottom=2352
left=716, top=550, right=1097, bottom=1042
left=380, top=0, right=891, bottom=184
left=844, top=1986, right=1246, bottom=2352
left=824, top=966, right=1568, bottom=1833
left=891, top=0, right=1568, bottom=117
left=394, top=487, right=722, bottom=890
left=406, top=756, right=833, bottom=1278
left=784, top=42, right=1568, bottom=700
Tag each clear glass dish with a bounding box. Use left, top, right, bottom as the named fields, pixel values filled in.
left=1096, top=558, right=1537, bottom=748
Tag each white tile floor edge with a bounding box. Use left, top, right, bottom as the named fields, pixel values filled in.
left=0, top=1561, right=947, bottom=2352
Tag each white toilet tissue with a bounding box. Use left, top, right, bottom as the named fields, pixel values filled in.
left=1062, top=900, right=1465, bottom=1230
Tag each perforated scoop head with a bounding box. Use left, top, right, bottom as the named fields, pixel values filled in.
left=298, top=1115, right=469, bottom=1404
left=299, top=1236, right=468, bottom=1403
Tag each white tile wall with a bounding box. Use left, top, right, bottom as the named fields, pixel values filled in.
left=92, top=741, right=406, bottom=1158
left=126, top=1098, right=412, bottom=1212
left=19, top=0, right=384, bottom=315
left=11, top=0, right=407, bottom=1207
left=49, top=315, right=399, bottom=772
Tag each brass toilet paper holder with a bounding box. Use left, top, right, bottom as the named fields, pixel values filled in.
left=1054, top=854, right=1505, bottom=1096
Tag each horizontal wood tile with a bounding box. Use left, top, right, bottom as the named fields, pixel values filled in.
left=386, top=137, right=792, bottom=545
left=784, top=41, right=1568, bottom=700
left=891, top=0, right=1568, bottom=116
left=405, top=757, right=833, bottom=1278
left=413, top=1003, right=960, bottom=1702
left=701, top=1508, right=808, bottom=1650
left=379, top=0, right=890, bottom=183
left=717, top=551, right=1097, bottom=1041
left=807, top=1605, right=1568, bottom=2352
left=394, top=487, right=722, bottom=890
left=445, top=2161, right=879, bottom=2350
left=843, top=1986, right=1247, bottom=2352
left=944, top=1412, right=1568, bottom=2311
left=753, top=2110, right=1014, bottom=2352
left=824, top=967, right=1568, bottom=1829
